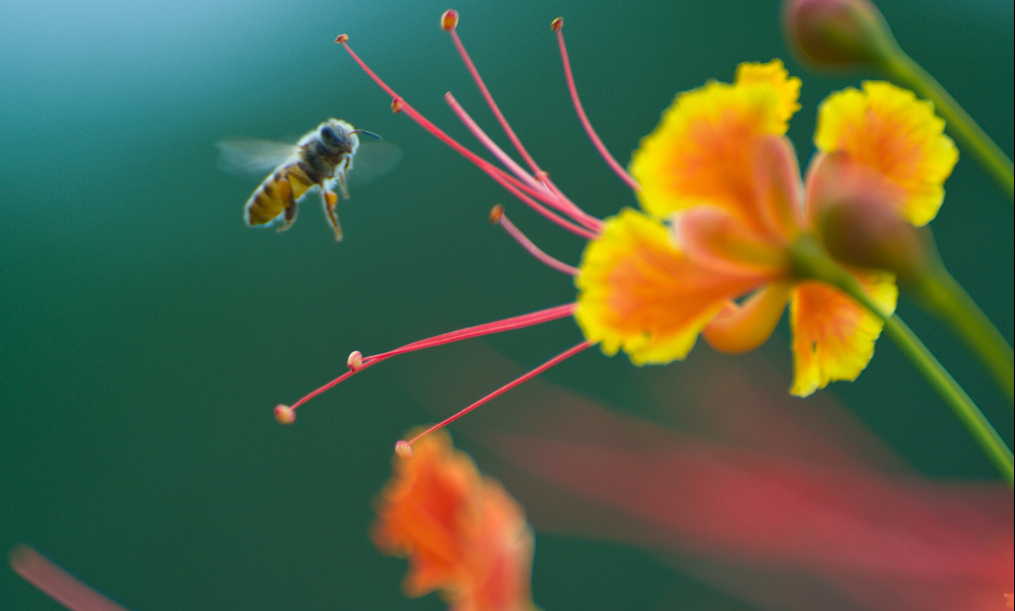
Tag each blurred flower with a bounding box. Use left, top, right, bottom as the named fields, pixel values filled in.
left=373, top=430, right=537, bottom=611
left=417, top=346, right=1012, bottom=611
left=276, top=11, right=954, bottom=444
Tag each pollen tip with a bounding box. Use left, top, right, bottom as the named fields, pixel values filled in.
left=274, top=404, right=296, bottom=425
left=334, top=34, right=349, bottom=44
left=551, top=17, right=564, bottom=31
left=489, top=204, right=504, bottom=225
left=390, top=97, right=404, bottom=114
left=347, top=350, right=364, bottom=371
left=441, top=9, right=459, bottom=31
left=534, top=170, right=550, bottom=183
left=394, top=440, right=414, bottom=459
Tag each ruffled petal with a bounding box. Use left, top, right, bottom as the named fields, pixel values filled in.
left=789, top=270, right=898, bottom=397
left=575, top=208, right=769, bottom=365
left=372, top=431, right=477, bottom=596
left=630, top=60, right=802, bottom=226
left=814, top=81, right=958, bottom=226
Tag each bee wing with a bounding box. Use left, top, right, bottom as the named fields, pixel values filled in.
left=216, top=138, right=300, bottom=177
left=347, top=141, right=403, bottom=187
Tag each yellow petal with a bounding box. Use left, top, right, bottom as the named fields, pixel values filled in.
left=789, top=269, right=898, bottom=396
left=630, top=60, right=802, bottom=221
left=575, top=208, right=768, bottom=365
left=814, top=81, right=958, bottom=226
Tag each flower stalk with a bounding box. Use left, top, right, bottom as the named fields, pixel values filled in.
left=790, top=233, right=1014, bottom=486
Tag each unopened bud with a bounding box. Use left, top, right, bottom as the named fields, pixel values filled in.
left=820, top=198, right=933, bottom=281
left=782, top=0, right=899, bottom=68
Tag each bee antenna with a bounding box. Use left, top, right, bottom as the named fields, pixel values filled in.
left=351, top=129, right=383, bottom=140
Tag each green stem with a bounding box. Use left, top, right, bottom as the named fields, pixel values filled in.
left=792, top=236, right=1014, bottom=486
left=907, top=261, right=1015, bottom=405
left=880, top=51, right=1014, bottom=201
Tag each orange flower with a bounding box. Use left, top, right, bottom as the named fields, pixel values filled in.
left=577, top=59, right=956, bottom=396
left=373, top=430, right=536, bottom=611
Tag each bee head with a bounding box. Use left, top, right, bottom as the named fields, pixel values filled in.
left=320, top=121, right=353, bottom=150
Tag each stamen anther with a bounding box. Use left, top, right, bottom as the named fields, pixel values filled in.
left=347, top=350, right=364, bottom=371
left=441, top=9, right=459, bottom=31
left=334, top=34, right=349, bottom=44
left=394, top=440, right=414, bottom=459
left=490, top=204, right=504, bottom=224
left=390, top=98, right=404, bottom=113
left=550, top=17, right=563, bottom=32
left=274, top=404, right=296, bottom=425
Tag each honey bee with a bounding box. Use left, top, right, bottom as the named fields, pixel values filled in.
left=218, top=119, right=398, bottom=241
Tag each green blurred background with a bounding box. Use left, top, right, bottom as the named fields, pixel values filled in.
left=1, top=0, right=1011, bottom=609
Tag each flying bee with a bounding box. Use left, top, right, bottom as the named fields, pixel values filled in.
left=218, top=119, right=399, bottom=241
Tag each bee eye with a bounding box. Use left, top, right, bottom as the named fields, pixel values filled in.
left=320, top=125, right=341, bottom=145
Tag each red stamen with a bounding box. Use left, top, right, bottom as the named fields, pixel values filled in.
left=368, top=303, right=575, bottom=360
left=446, top=18, right=544, bottom=178
left=398, top=340, right=593, bottom=451
left=278, top=304, right=577, bottom=420
left=491, top=205, right=580, bottom=276
left=553, top=18, right=640, bottom=191
left=339, top=38, right=598, bottom=239
left=445, top=92, right=604, bottom=234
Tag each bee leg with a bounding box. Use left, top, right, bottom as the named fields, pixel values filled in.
left=321, top=188, right=343, bottom=242
left=277, top=178, right=297, bottom=232
left=335, top=169, right=351, bottom=200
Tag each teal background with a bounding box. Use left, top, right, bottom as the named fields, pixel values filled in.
left=1, top=0, right=1011, bottom=609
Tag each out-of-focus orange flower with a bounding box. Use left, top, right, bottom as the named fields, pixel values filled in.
left=373, top=430, right=536, bottom=611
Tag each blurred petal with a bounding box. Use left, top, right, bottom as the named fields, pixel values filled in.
left=575, top=208, right=767, bottom=365
left=455, top=482, right=535, bottom=611
left=631, top=60, right=802, bottom=227
left=789, top=271, right=898, bottom=397
left=814, top=81, right=958, bottom=226
left=703, top=284, right=792, bottom=354
left=372, top=430, right=536, bottom=611
left=671, top=205, right=789, bottom=274
left=472, top=387, right=1012, bottom=611
left=373, top=430, right=478, bottom=596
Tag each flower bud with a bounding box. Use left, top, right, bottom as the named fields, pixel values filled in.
left=819, top=197, right=934, bottom=281
left=782, top=0, right=900, bottom=68
left=810, top=153, right=934, bottom=280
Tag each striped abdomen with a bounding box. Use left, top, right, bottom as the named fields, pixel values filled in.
left=243, top=162, right=320, bottom=227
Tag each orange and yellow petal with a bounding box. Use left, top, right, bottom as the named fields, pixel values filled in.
left=703, top=283, right=792, bottom=354
left=372, top=430, right=478, bottom=596
left=575, top=208, right=768, bottom=366
left=814, top=81, right=958, bottom=226
left=457, top=481, right=535, bottom=611
left=789, top=269, right=898, bottom=397
left=630, top=60, right=802, bottom=221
